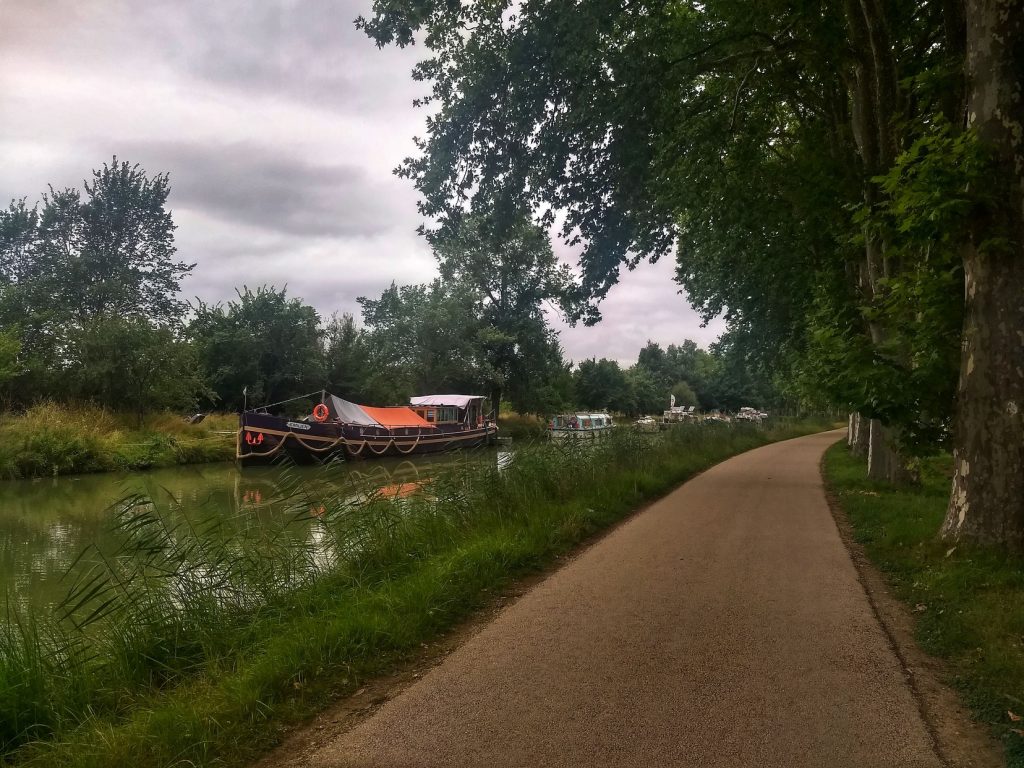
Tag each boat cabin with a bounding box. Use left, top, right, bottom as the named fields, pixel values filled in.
left=409, top=394, right=488, bottom=428
left=548, top=412, right=614, bottom=436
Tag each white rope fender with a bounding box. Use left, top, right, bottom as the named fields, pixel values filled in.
left=394, top=433, right=423, bottom=455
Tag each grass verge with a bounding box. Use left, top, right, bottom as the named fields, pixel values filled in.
left=0, top=403, right=237, bottom=479
left=3, top=419, right=832, bottom=767
left=823, top=443, right=1024, bottom=767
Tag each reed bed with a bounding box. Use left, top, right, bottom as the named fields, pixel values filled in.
left=1, top=418, right=832, bottom=767
left=0, top=403, right=236, bottom=479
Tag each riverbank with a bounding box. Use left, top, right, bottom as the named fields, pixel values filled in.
left=1, top=418, right=832, bottom=767
left=823, top=443, right=1024, bottom=767
left=0, top=404, right=237, bottom=480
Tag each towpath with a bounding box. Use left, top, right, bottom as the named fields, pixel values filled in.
left=285, top=430, right=955, bottom=767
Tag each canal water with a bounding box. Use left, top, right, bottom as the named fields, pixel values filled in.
left=0, top=450, right=502, bottom=614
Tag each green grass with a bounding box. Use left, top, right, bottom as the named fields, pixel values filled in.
left=1, top=418, right=833, bottom=767
left=823, top=443, right=1024, bottom=766
left=0, top=403, right=237, bottom=479
left=496, top=410, right=549, bottom=440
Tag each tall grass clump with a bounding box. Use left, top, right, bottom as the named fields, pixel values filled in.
left=2, top=417, right=833, bottom=767
left=496, top=410, right=548, bottom=440
left=0, top=404, right=236, bottom=479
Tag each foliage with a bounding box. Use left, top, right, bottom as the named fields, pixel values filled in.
left=321, top=313, right=374, bottom=403
left=189, top=286, right=324, bottom=411
left=355, top=0, right=992, bottom=478
left=0, top=327, right=21, bottom=390
left=634, top=340, right=723, bottom=410
left=357, top=213, right=577, bottom=416
left=625, top=365, right=663, bottom=415
left=574, top=358, right=633, bottom=413
left=358, top=281, right=484, bottom=403
left=670, top=381, right=698, bottom=409
left=69, top=316, right=207, bottom=425
left=433, top=212, right=578, bottom=414
left=0, top=160, right=194, bottom=406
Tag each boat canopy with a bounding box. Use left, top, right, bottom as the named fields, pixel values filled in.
left=326, top=395, right=381, bottom=427
left=361, top=406, right=436, bottom=428
left=409, top=395, right=486, bottom=409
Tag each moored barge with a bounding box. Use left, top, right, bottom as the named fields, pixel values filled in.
left=237, top=393, right=497, bottom=464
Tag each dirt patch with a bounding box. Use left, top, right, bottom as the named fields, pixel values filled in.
left=821, top=452, right=1005, bottom=768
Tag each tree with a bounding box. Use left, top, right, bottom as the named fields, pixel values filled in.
left=189, top=287, right=324, bottom=411
left=634, top=340, right=723, bottom=410
left=362, top=0, right=1024, bottom=548
left=575, top=358, right=633, bottom=413
left=940, top=4, right=1024, bottom=550
left=0, top=160, right=195, bottom=406
left=627, top=365, right=663, bottom=415
left=670, top=381, right=698, bottom=409
left=70, top=316, right=206, bottom=426
left=708, top=328, right=780, bottom=412
left=71, top=159, right=193, bottom=325
left=0, top=327, right=21, bottom=393
left=358, top=281, right=483, bottom=403
left=432, top=212, right=579, bottom=415
left=322, top=313, right=373, bottom=402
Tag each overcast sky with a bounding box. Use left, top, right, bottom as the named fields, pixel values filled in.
left=0, top=0, right=724, bottom=364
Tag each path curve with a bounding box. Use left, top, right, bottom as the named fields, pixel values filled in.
left=307, top=430, right=942, bottom=767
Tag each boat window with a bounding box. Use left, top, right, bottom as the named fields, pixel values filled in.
left=426, top=409, right=436, bottom=423
left=582, top=418, right=592, bottom=428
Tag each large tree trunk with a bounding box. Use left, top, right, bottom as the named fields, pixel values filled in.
left=850, top=412, right=870, bottom=457
left=941, top=0, right=1024, bottom=551
left=841, top=0, right=915, bottom=483
left=867, top=419, right=916, bottom=484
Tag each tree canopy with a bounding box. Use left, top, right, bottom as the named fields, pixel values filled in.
left=361, top=0, right=1024, bottom=549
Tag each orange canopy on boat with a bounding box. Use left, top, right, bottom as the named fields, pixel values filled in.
left=360, top=406, right=436, bottom=428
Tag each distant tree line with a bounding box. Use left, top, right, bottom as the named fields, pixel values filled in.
left=0, top=162, right=781, bottom=423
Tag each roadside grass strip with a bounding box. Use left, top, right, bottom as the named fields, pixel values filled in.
left=3, top=419, right=831, bottom=767
left=824, top=443, right=1024, bottom=767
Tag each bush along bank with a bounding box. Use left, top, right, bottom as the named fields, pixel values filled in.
left=823, top=443, right=1024, bottom=767
left=0, top=404, right=237, bottom=480
left=1, top=418, right=833, bottom=768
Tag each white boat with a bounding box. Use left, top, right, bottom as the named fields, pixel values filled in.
left=663, top=405, right=697, bottom=423
left=548, top=412, right=614, bottom=438
left=634, top=416, right=659, bottom=432
left=734, top=406, right=767, bottom=423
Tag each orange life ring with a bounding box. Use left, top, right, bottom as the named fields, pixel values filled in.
left=312, top=403, right=329, bottom=422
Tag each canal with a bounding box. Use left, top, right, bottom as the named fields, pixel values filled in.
left=0, top=449, right=505, bottom=614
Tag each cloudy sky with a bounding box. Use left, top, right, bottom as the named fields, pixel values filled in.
left=0, top=0, right=724, bottom=363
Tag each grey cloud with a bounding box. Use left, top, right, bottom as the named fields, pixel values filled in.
left=139, top=1, right=368, bottom=108
left=116, top=140, right=402, bottom=238
left=2, top=0, right=422, bottom=115
left=181, top=241, right=425, bottom=322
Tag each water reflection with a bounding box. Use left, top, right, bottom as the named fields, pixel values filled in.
left=0, top=449, right=501, bottom=613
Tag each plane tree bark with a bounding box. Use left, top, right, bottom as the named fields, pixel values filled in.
left=941, top=0, right=1024, bottom=550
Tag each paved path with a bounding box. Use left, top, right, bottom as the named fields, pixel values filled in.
left=309, top=431, right=941, bottom=767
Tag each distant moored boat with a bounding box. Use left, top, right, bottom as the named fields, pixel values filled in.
left=547, top=412, right=614, bottom=438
